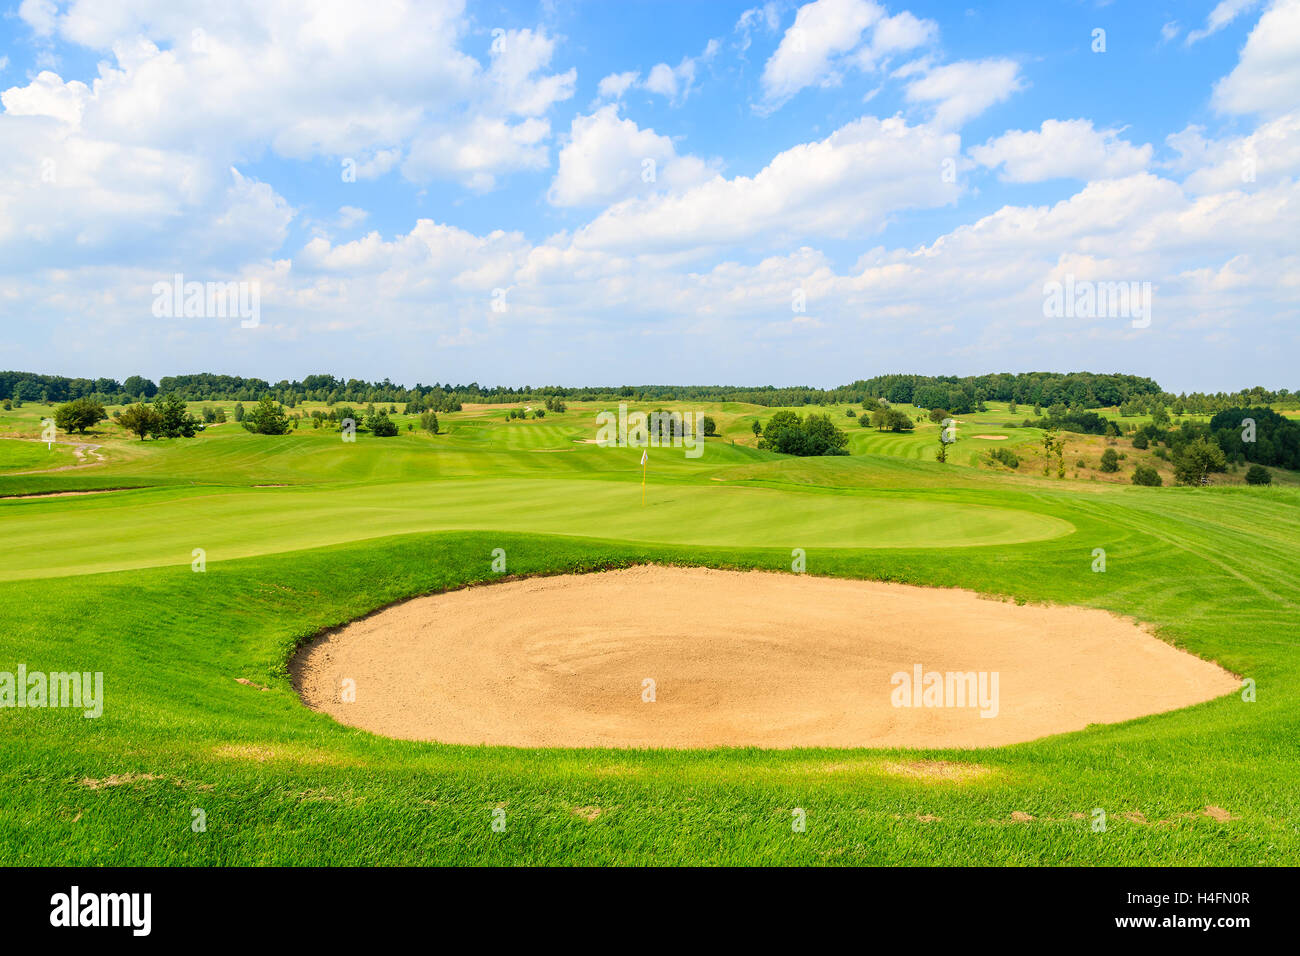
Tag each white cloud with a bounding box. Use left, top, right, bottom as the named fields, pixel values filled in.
left=1212, top=0, right=1300, bottom=116
left=548, top=105, right=718, bottom=207
left=601, top=40, right=719, bottom=106
left=337, top=206, right=369, bottom=229
left=904, top=58, right=1022, bottom=129
left=1187, top=0, right=1259, bottom=43
left=1161, top=21, right=1181, bottom=42
left=402, top=116, right=551, bottom=191
left=597, top=71, right=640, bottom=100
left=971, top=119, right=1152, bottom=183
left=571, top=114, right=961, bottom=252
left=735, top=3, right=781, bottom=53
left=759, top=0, right=883, bottom=109
left=9, top=1, right=574, bottom=188
left=1168, top=112, right=1300, bottom=192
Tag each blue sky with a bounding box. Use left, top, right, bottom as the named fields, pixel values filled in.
left=1, top=0, right=1296, bottom=392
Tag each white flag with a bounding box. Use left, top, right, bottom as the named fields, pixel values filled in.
left=640, top=449, right=648, bottom=466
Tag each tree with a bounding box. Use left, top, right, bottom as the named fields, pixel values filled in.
left=54, top=397, right=107, bottom=434
left=1245, top=464, right=1272, bottom=486
left=751, top=419, right=762, bottom=438
left=1151, top=405, right=1170, bottom=426
left=122, top=375, right=157, bottom=399
left=1100, top=448, right=1119, bottom=472
left=152, top=394, right=202, bottom=438
left=118, top=403, right=162, bottom=440
left=1173, top=437, right=1226, bottom=485
left=242, top=396, right=291, bottom=435
left=759, top=411, right=848, bottom=456
left=1131, top=464, right=1162, bottom=486
left=1131, top=432, right=1149, bottom=450
left=421, top=411, right=440, bottom=434
left=233, top=402, right=245, bottom=422
left=702, top=415, right=717, bottom=436
left=928, top=407, right=949, bottom=424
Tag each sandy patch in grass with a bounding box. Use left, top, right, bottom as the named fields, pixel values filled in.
left=291, top=565, right=1239, bottom=749
left=80, top=773, right=164, bottom=789
left=1, top=488, right=131, bottom=499
left=883, top=760, right=993, bottom=783
left=211, top=743, right=361, bottom=766
left=973, top=435, right=1009, bottom=440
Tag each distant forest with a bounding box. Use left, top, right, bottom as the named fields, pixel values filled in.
left=1, top=369, right=1294, bottom=416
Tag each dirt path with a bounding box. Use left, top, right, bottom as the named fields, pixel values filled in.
left=292, top=565, right=1238, bottom=749
left=5, top=437, right=107, bottom=474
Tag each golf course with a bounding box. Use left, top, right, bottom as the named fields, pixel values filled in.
left=2, top=396, right=1296, bottom=865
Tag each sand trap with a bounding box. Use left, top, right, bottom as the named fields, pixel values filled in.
left=291, top=566, right=1238, bottom=749
left=974, top=434, right=1009, bottom=440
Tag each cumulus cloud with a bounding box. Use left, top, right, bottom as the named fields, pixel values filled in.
left=548, top=105, right=718, bottom=207
left=570, top=114, right=961, bottom=252
left=1212, top=0, right=1300, bottom=116
left=759, top=0, right=883, bottom=109
left=970, top=119, right=1152, bottom=183
left=9, top=1, right=574, bottom=187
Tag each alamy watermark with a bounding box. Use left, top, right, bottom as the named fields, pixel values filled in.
left=595, top=403, right=705, bottom=458
left=1043, top=275, right=1151, bottom=328
left=890, top=664, right=999, bottom=718
left=1, top=665, right=103, bottom=718
left=152, top=273, right=260, bottom=328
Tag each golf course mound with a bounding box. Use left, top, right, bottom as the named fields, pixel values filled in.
left=292, top=566, right=1239, bottom=749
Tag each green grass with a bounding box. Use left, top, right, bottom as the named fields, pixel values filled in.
left=2, top=401, right=1298, bottom=865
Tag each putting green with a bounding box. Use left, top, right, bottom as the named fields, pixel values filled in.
left=0, top=477, right=1072, bottom=579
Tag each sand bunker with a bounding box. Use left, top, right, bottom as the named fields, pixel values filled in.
left=292, top=566, right=1237, bottom=749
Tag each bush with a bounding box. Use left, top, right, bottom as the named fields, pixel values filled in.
left=367, top=411, right=398, bottom=436
left=1245, top=464, right=1272, bottom=485
left=1132, top=464, right=1162, bottom=486
left=702, top=415, right=717, bottom=436
left=421, top=411, right=440, bottom=435
left=989, top=447, right=1019, bottom=469
left=1100, top=448, right=1119, bottom=473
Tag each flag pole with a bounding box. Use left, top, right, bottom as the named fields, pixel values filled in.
left=641, top=447, right=647, bottom=506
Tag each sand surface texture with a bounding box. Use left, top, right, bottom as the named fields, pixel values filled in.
left=292, top=566, right=1238, bottom=748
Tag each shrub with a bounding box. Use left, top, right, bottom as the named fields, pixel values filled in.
left=368, top=411, right=399, bottom=437
left=1132, top=464, right=1162, bottom=486
left=702, top=415, right=717, bottom=436
left=421, top=411, right=440, bottom=434
left=1100, top=448, right=1119, bottom=473
left=1245, top=464, right=1272, bottom=485
left=989, top=447, right=1019, bottom=469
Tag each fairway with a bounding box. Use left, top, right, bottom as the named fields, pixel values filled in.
left=3, top=397, right=1298, bottom=868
